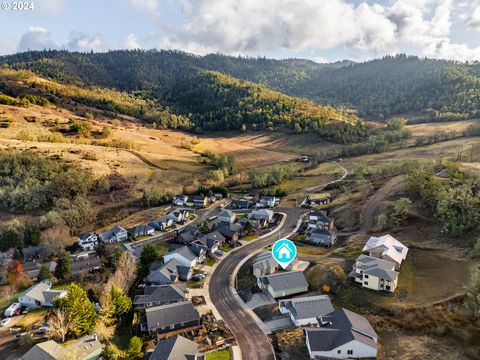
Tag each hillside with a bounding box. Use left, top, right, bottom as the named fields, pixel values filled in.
left=2, top=51, right=480, bottom=124
left=0, top=51, right=361, bottom=143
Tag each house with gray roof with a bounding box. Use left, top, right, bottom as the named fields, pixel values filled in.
left=146, top=259, right=192, bottom=285
left=279, top=295, right=334, bottom=326
left=257, top=270, right=309, bottom=298
left=77, top=232, right=98, bottom=251
left=141, top=300, right=200, bottom=335
left=362, top=234, right=408, bottom=270
left=253, top=252, right=278, bottom=278
left=71, top=256, right=102, bottom=277
left=134, top=284, right=187, bottom=310
left=216, top=222, right=243, bottom=241
left=22, top=245, right=55, bottom=262
left=305, top=308, right=377, bottom=359
left=348, top=254, right=399, bottom=293
left=20, top=334, right=103, bottom=360
left=217, top=209, right=235, bottom=223
left=98, top=225, right=128, bottom=243
left=18, top=281, right=67, bottom=309
left=309, top=228, right=337, bottom=247
left=164, top=246, right=201, bottom=268
left=147, top=335, right=198, bottom=360
left=148, top=216, right=174, bottom=231
left=128, top=224, right=155, bottom=239
left=23, top=260, right=57, bottom=280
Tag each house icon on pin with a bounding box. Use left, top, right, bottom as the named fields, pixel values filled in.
left=276, top=243, right=292, bottom=260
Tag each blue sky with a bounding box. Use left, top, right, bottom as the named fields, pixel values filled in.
left=1, top=0, right=480, bottom=62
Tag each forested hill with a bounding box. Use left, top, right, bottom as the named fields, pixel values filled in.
left=2, top=50, right=479, bottom=125
left=0, top=50, right=361, bottom=143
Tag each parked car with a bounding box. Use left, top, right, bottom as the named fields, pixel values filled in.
left=215, top=250, right=224, bottom=256
left=36, top=325, right=51, bottom=334
left=22, top=308, right=29, bottom=315
left=0, top=318, right=11, bottom=327
left=4, top=303, right=21, bottom=317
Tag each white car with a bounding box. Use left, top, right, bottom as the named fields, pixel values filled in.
left=0, top=318, right=11, bottom=327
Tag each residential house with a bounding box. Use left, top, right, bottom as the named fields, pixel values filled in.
left=20, top=335, right=104, bottom=360
left=348, top=255, right=399, bottom=293
left=18, top=281, right=67, bottom=309
left=177, top=228, right=197, bottom=244
left=133, top=284, right=187, bottom=310
left=256, top=195, right=277, bottom=208
left=147, top=259, right=193, bottom=285
left=362, top=234, right=408, bottom=270
left=253, top=252, right=279, bottom=278
left=172, top=195, right=188, bottom=207
left=22, top=245, right=55, bottom=262
left=231, top=198, right=253, bottom=209
left=217, top=209, right=236, bottom=224
left=23, top=260, right=57, bottom=281
left=216, top=222, right=242, bottom=242
left=98, top=225, right=128, bottom=243
left=167, top=210, right=186, bottom=223
left=186, top=243, right=207, bottom=263
left=308, top=210, right=334, bottom=231
left=192, top=195, right=208, bottom=208
left=72, top=256, right=102, bottom=277
left=257, top=271, right=309, bottom=298
left=279, top=295, right=334, bottom=326
left=305, top=308, right=378, bottom=359
left=164, top=246, right=202, bottom=267
left=141, top=300, right=200, bottom=335
left=148, top=216, right=174, bottom=231
left=77, top=232, right=98, bottom=251
left=249, top=208, right=274, bottom=223
left=310, top=228, right=337, bottom=247
left=128, top=224, right=155, bottom=239
left=146, top=335, right=198, bottom=360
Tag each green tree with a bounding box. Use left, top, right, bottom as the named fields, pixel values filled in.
left=24, top=225, right=42, bottom=246
left=376, top=213, right=388, bottom=231
left=390, top=197, right=412, bottom=225
left=54, top=283, right=97, bottom=338
left=463, top=288, right=480, bottom=319
left=139, top=244, right=158, bottom=272
left=38, top=265, right=53, bottom=281
left=110, top=285, right=132, bottom=318
left=55, top=251, right=72, bottom=281
left=103, top=343, right=124, bottom=360
left=126, top=336, right=143, bottom=359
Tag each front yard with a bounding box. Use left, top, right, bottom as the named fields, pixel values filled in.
left=205, top=349, right=231, bottom=360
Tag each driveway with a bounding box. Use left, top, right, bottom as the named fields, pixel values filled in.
left=246, top=292, right=276, bottom=310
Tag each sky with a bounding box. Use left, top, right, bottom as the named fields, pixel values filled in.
left=0, top=0, right=480, bottom=62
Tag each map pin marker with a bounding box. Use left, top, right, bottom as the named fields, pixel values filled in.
left=272, top=239, right=297, bottom=269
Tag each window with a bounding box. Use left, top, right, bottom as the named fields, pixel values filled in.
left=348, top=350, right=353, bottom=355
left=364, top=274, right=369, bottom=279
left=337, top=350, right=341, bottom=354
left=364, top=281, right=368, bottom=285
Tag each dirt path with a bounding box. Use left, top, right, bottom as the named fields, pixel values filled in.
left=360, top=175, right=404, bottom=233
left=304, top=161, right=349, bottom=192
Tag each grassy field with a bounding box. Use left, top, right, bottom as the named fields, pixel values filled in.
left=14, top=309, right=47, bottom=329
left=206, top=349, right=231, bottom=360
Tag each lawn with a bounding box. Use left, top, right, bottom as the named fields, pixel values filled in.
left=154, top=242, right=169, bottom=257
left=205, top=257, right=216, bottom=266
left=187, top=280, right=204, bottom=289
left=242, top=235, right=256, bottom=241
left=15, top=309, right=47, bottom=329
left=206, top=349, right=231, bottom=360
left=221, top=243, right=234, bottom=252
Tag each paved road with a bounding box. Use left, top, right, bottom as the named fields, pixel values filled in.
left=209, top=208, right=305, bottom=360
left=129, top=200, right=228, bottom=256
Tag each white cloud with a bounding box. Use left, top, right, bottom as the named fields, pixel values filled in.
left=465, top=7, right=480, bottom=31
left=35, top=0, right=65, bottom=16
left=121, top=34, right=141, bottom=49
left=156, top=0, right=398, bottom=56
left=18, top=27, right=58, bottom=52
left=67, top=32, right=109, bottom=52
left=127, top=0, right=159, bottom=12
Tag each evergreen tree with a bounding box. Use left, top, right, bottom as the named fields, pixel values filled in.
left=54, top=283, right=97, bottom=338
left=55, top=251, right=72, bottom=281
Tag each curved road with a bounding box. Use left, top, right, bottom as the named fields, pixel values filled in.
left=209, top=208, right=305, bottom=360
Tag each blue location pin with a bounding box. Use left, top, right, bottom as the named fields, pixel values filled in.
left=272, top=239, right=297, bottom=269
